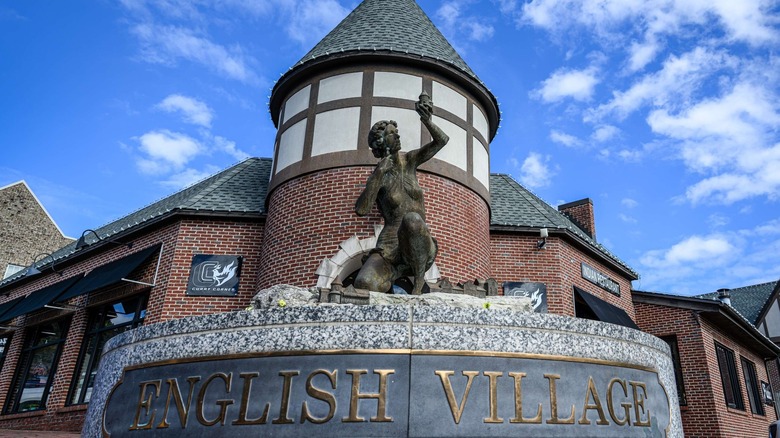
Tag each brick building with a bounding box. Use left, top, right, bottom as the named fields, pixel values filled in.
left=634, top=291, right=780, bottom=436
left=0, top=181, right=74, bottom=280
left=0, top=0, right=776, bottom=435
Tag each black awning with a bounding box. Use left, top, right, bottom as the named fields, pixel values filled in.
left=574, top=286, right=639, bottom=330
left=56, top=244, right=160, bottom=303
left=0, top=275, right=84, bottom=323
left=0, top=296, right=25, bottom=323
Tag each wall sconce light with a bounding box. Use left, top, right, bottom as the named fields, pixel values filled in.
left=26, top=252, right=62, bottom=277
left=75, top=229, right=133, bottom=251
left=536, top=228, right=548, bottom=250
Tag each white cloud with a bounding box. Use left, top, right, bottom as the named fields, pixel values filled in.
left=156, top=94, right=214, bottom=128
left=136, top=130, right=203, bottom=174
left=628, top=39, right=660, bottom=72
left=589, top=47, right=735, bottom=121
left=621, top=198, right=638, bottom=208
left=647, top=82, right=780, bottom=203
left=518, top=152, right=555, bottom=188
left=211, top=135, right=250, bottom=161
left=285, top=0, right=350, bottom=47
left=549, top=130, right=581, bottom=147
left=619, top=213, right=637, bottom=223
left=534, top=67, right=599, bottom=102
left=640, top=234, right=736, bottom=269
left=592, top=125, right=619, bottom=142
left=131, top=22, right=257, bottom=83
left=436, top=1, right=494, bottom=43
left=518, top=0, right=778, bottom=60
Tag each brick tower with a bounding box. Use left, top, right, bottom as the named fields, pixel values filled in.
left=258, top=0, right=499, bottom=290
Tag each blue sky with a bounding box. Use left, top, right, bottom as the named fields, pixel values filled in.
left=1, top=0, right=779, bottom=296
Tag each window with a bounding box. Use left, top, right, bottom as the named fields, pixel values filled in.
left=715, top=342, right=744, bottom=410
left=661, top=335, right=687, bottom=405
left=4, top=319, right=69, bottom=413
left=741, top=357, right=765, bottom=415
left=67, top=294, right=147, bottom=405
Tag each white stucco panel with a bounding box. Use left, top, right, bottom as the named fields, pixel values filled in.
left=473, top=104, right=488, bottom=140
left=275, top=119, right=306, bottom=173
left=317, top=72, right=363, bottom=104
left=282, top=85, right=311, bottom=124
left=312, top=107, right=361, bottom=156
left=371, top=106, right=421, bottom=152
left=433, top=116, right=467, bottom=171
left=432, top=81, right=467, bottom=120
left=373, top=72, right=421, bottom=100
left=472, top=137, right=490, bottom=190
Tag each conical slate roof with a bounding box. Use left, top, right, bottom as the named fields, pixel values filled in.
left=295, top=0, right=478, bottom=81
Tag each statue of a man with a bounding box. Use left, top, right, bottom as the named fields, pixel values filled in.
left=354, top=93, right=449, bottom=295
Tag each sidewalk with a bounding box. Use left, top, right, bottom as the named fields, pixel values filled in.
left=0, top=430, right=79, bottom=437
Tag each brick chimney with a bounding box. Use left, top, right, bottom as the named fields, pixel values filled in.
left=558, top=198, right=596, bottom=239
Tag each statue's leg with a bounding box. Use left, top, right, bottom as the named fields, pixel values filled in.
left=398, top=212, right=433, bottom=295
left=354, top=253, right=395, bottom=293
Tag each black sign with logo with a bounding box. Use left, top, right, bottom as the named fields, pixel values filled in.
left=581, top=263, right=620, bottom=296
left=186, top=255, right=242, bottom=296
left=503, top=282, right=547, bottom=313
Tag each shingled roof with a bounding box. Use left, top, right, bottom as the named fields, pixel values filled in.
left=490, top=173, right=638, bottom=279
left=695, top=280, right=780, bottom=325
left=0, top=158, right=272, bottom=288
left=294, top=0, right=478, bottom=83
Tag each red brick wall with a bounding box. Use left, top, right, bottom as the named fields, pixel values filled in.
left=490, top=232, right=635, bottom=318
left=0, top=217, right=264, bottom=431
left=258, top=167, right=491, bottom=289
left=558, top=199, right=596, bottom=238
left=635, top=301, right=778, bottom=437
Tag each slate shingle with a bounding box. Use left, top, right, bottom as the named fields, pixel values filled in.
left=695, top=281, right=780, bottom=324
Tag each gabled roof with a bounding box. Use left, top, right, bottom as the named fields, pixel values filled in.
left=296, top=0, right=477, bottom=80
left=695, top=280, right=780, bottom=325
left=490, top=173, right=638, bottom=279
left=0, top=180, right=71, bottom=239
left=0, top=158, right=272, bottom=289
left=633, top=290, right=780, bottom=357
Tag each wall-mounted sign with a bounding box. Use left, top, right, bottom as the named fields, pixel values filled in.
left=581, top=263, right=620, bottom=296
left=762, top=381, right=774, bottom=405
left=186, top=255, right=242, bottom=296
left=503, top=282, right=547, bottom=313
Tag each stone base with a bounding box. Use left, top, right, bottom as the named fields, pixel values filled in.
left=84, top=302, right=682, bottom=437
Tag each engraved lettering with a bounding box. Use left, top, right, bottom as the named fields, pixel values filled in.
left=301, top=369, right=337, bottom=424
left=232, top=372, right=270, bottom=426
left=196, top=372, right=234, bottom=426
left=544, top=374, right=575, bottom=424
left=157, top=377, right=200, bottom=429
left=509, top=372, right=542, bottom=424
left=342, top=369, right=394, bottom=422
left=435, top=370, right=479, bottom=425
left=483, top=371, right=504, bottom=423
left=130, top=380, right=161, bottom=431
left=579, top=376, right=609, bottom=425
left=630, top=381, right=651, bottom=427
left=272, top=371, right=299, bottom=424
left=607, top=378, right=631, bottom=426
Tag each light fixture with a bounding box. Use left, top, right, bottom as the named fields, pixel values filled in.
left=75, top=229, right=133, bottom=251
left=536, top=228, right=548, bottom=250
left=26, top=252, right=62, bottom=277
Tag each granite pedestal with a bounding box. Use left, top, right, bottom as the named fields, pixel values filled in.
left=83, top=304, right=682, bottom=437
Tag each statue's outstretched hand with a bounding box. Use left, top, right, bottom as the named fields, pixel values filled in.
left=415, top=97, right=433, bottom=122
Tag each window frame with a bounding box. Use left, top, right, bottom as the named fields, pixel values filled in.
left=715, top=342, right=745, bottom=410
left=66, top=294, right=148, bottom=406
left=660, top=335, right=687, bottom=406
left=740, top=356, right=765, bottom=416
left=3, top=318, right=70, bottom=414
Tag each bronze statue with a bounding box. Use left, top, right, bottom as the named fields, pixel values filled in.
left=354, top=92, right=449, bottom=295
